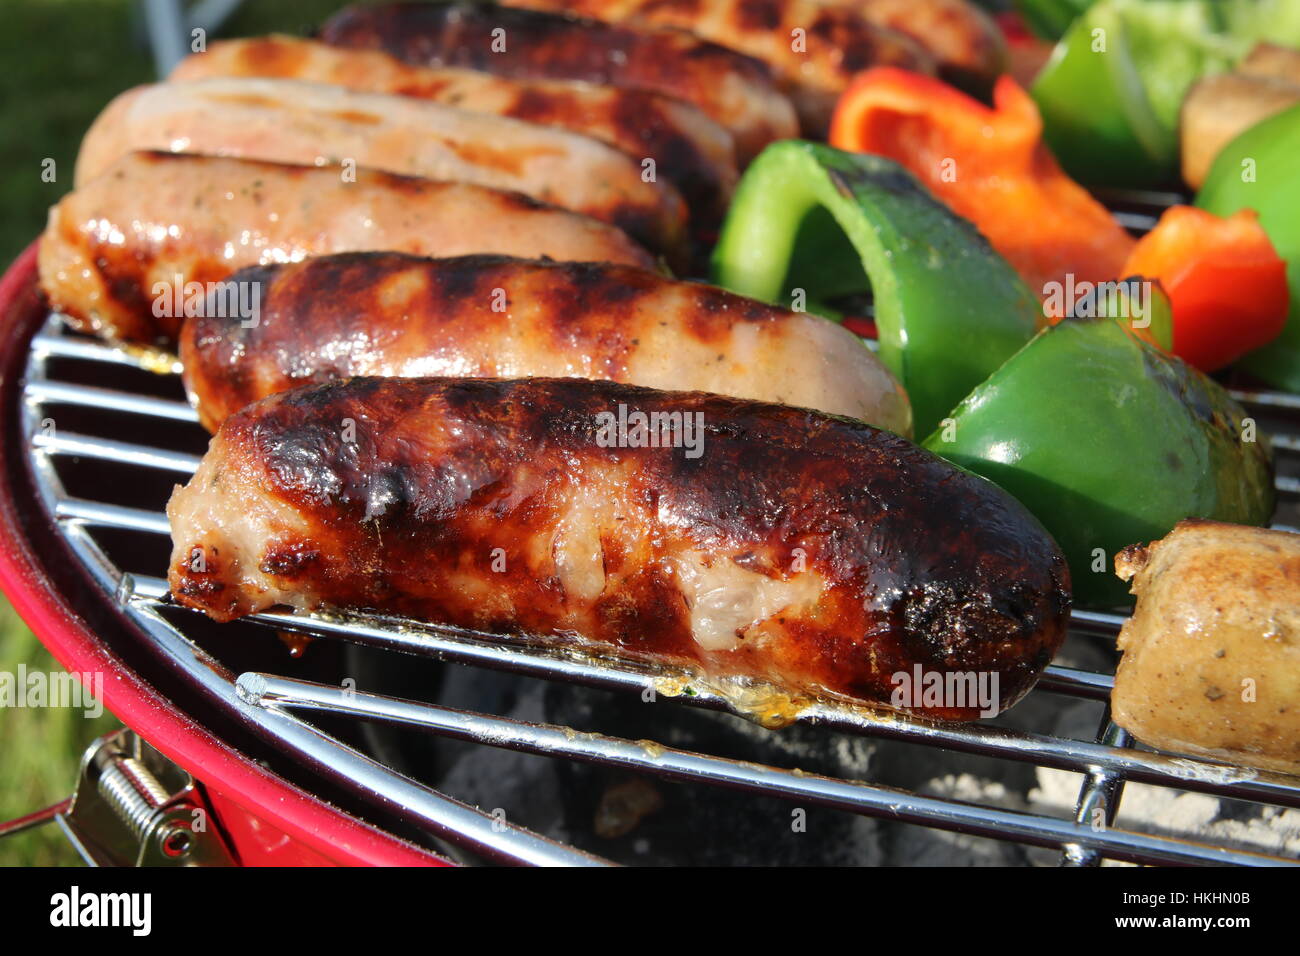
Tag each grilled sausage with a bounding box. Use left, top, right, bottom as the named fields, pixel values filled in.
left=39, top=151, right=654, bottom=346
left=169, top=35, right=738, bottom=227
left=167, top=376, right=1070, bottom=721
left=178, top=252, right=912, bottom=434
left=318, top=1, right=798, bottom=163
left=1113, top=520, right=1300, bottom=775
left=501, top=0, right=941, bottom=134
left=75, top=77, right=687, bottom=262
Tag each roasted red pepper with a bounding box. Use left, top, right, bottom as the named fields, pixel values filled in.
left=829, top=68, right=1134, bottom=297
left=1122, top=206, right=1289, bottom=372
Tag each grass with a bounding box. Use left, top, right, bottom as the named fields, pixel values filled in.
left=0, top=0, right=350, bottom=866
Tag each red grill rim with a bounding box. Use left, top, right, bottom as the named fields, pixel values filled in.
left=0, top=240, right=450, bottom=867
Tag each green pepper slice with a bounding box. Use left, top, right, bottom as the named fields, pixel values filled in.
left=1013, top=0, right=1095, bottom=41
left=1197, top=102, right=1300, bottom=391
left=710, top=140, right=1039, bottom=437
left=1032, top=1, right=1192, bottom=185
left=923, top=295, right=1274, bottom=608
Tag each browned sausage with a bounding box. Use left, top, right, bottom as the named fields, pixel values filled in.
left=1113, top=520, right=1300, bottom=775
left=167, top=376, right=1070, bottom=721
left=318, top=1, right=799, bottom=162
left=75, top=78, right=688, bottom=263
left=169, top=35, right=739, bottom=228
left=838, top=0, right=1005, bottom=91
left=178, top=252, right=911, bottom=434
left=38, top=151, right=654, bottom=346
left=500, top=0, right=944, bottom=134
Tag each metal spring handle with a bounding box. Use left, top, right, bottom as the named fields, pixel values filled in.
left=95, top=757, right=170, bottom=840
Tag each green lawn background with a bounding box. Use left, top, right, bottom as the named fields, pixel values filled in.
left=0, top=0, right=344, bottom=866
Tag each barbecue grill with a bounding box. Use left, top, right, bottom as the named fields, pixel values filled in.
left=2, top=187, right=1300, bottom=867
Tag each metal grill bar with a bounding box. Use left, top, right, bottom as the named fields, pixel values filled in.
left=1230, top=388, right=1300, bottom=411
left=31, top=431, right=201, bottom=474
left=26, top=380, right=197, bottom=422
left=20, top=312, right=1300, bottom=866
left=1062, top=717, right=1132, bottom=867
left=109, top=572, right=1300, bottom=811
left=238, top=674, right=1299, bottom=867
left=54, top=499, right=171, bottom=535
left=1110, top=211, right=1160, bottom=231
left=32, top=326, right=182, bottom=372
left=236, top=693, right=614, bottom=867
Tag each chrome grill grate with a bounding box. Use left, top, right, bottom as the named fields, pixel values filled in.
left=19, top=306, right=1300, bottom=867
left=16, top=180, right=1300, bottom=869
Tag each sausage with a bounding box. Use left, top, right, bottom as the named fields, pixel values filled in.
left=499, top=0, right=940, bottom=135
left=178, top=252, right=912, bottom=434
left=1113, top=520, right=1300, bottom=775
left=166, top=376, right=1070, bottom=721
left=169, top=35, right=738, bottom=228
left=75, top=77, right=687, bottom=262
left=38, top=151, right=654, bottom=346
left=821, top=0, right=1004, bottom=91
left=317, top=1, right=798, bottom=163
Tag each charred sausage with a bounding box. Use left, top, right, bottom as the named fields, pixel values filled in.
left=38, top=151, right=654, bottom=346
left=500, top=0, right=942, bottom=134
left=76, top=78, right=687, bottom=262
left=834, top=0, right=1005, bottom=90
left=178, top=252, right=912, bottom=434
left=169, top=35, right=738, bottom=227
left=317, top=1, right=799, bottom=163
left=167, top=376, right=1070, bottom=721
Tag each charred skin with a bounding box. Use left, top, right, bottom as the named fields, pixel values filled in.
left=512, top=0, right=1005, bottom=94
left=840, top=0, right=1005, bottom=92
left=170, top=36, right=739, bottom=228
left=499, top=0, right=941, bottom=135
left=76, top=78, right=688, bottom=262
left=178, top=252, right=912, bottom=433
left=317, top=1, right=798, bottom=162
left=167, top=377, right=1070, bottom=721
left=37, top=151, right=654, bottom=346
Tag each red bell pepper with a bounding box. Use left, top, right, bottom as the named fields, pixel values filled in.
left=829, top=68, right=1135, bottom=299
left=1122, top=206, right=1289, bottom=371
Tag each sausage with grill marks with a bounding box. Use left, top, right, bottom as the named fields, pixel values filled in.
left=38, top=151, right=654, bottom=346
left=178, top=252, right=912, bottom=434
left=75, top=77, right=688, bottom=263
left=166, top=376, right=1071, bottom=721
left=317, top=1, right=799, bottom=163
left=499, top=0, right=944, bottom=135
left=834, top=0, right=1005, bottom=90
left=169, top=35, right=738, bottom=228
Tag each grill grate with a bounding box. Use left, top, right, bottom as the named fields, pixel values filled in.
left=15, top=186, right=1300, bottom=867
left=19, top=314, right=1300, bottom=867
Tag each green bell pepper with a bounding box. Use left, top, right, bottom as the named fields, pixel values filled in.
left=923, top=294, right=1274, bottom=608
left=1197, top=102, right=1300, bottom=392
left=1021, top=0, right=1300, bottom=47
left=710, top=140, right=1040, bottom=437
left=1032, top=0, right=1240, bottom=186
left=1013, top=0, right=1097, bottom=42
